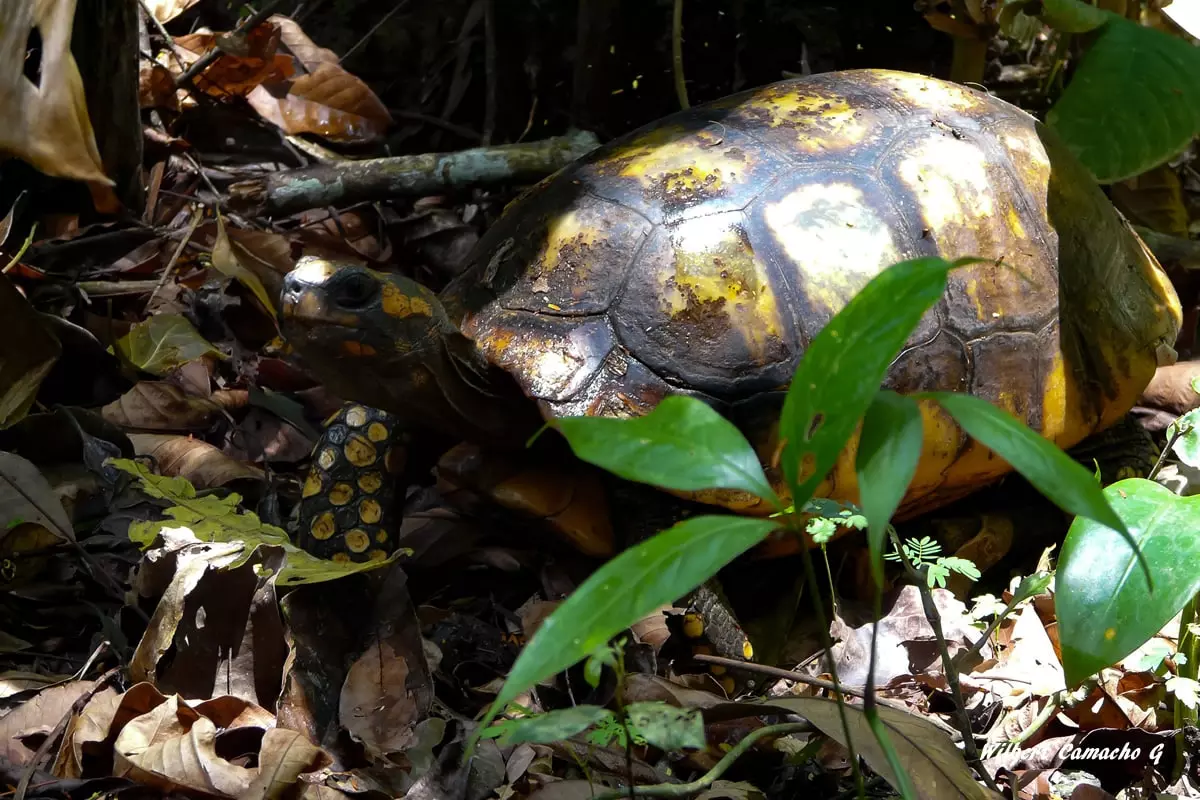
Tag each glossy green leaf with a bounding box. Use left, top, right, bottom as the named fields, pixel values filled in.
left=1047, top=15, right=1200, bottom=183
left=470, top=515, right=780, bottom=753
left=856, top=390, right=924, bottom=584
left=554, top=395, right=779, bottom=507
left=1057, top=478, right=1200, bottom=685
left=927, top=392, right=1131, bottom=542
left=626, top=702, right=706, bottom=751
left=760, top=697, right=994, bottom=800
left=1167, top=407, right=1200, bottom=469
left=780, top=257, right=972, bottom=503
left=480, top=705, right=613, bottom=746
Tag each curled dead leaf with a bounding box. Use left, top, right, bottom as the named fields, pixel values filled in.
left=246, top=62, right=393, bottom=144
left=269, top=15, right=339, bottom=71
left=103, top=382, right=221, bottom=431
left=128, top=433, right=265, bottom=489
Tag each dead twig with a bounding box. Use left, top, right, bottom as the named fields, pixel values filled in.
left=226, top=130, right=600, bottom=216
left=340, top=0, right=410, bottom=65
left=174, top=0, right=286, bottom=89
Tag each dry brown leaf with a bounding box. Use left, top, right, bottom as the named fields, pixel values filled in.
left=138, top=62, right=179, bottom=111
left=0, top=680, right=102, bottom=767
left=270, top=15, right=339, bottom=71
left=103, top=382, right=221, bottom=431
left=339, top=640, right=422, bottom=759
left=0, top=0, right=112, bottom=185
left=144, top=0, right=201, bottom=23
left=172, top=24, right=295, bottom=99
left=246, top=62, right=393, bottom=144
left=1140, top=360, right=1200, bottom=413
left=1111, top=164, right=1189, bottom=237
left=128, top=433, right=266, bottom=489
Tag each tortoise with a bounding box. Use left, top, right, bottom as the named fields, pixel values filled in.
left=278, top=68, right=1182, bottom=567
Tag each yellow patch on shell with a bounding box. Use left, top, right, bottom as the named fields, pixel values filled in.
left=344, top=528, right=371, bottom=553
left=742, top=640, right=754, bottom=660
left=534, top=210, right=600, bottom=276
left=661, top=215, right=785, bottom=363
left=357, top=471, right=383, bottom=494
left=739, top=88, right=869, bottom=152
left=369, top=550, right=389, bottom=562
left=345, top=406, right=369, bottom=427
left=359, top=498, right=382, bottom=524
left=764, top=182, right=901, bottom=315
left=612, top=125, right=747, bottom=203
left=329, top=483, right=354, bottom=506
left=375, top=529, right=389, bottom=543
left=381, top=282, right=433, bottom=318
left=302, top=469, right=323, bottom=498
left=897, top=137, right=995, bottom=234
left=310, top=511, right=336, bottom=540
left=344, top=434, right=378, bottom=467
left=366, top=422, right=390, bottom=442
left=317, top=447, right=338, bottom=471
left=682, top=613, right=704, bottom=639
left=332, top=553, right=350, bottom=563
left=873, top=69, right=978, bottom=111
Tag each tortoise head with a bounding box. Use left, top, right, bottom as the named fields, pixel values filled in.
left=280, top=257, right=454, bottom=412
left=280, top=256, right=538, bottom=444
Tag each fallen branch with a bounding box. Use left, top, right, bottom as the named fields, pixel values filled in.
left=226, top=130, right=601, bottom=217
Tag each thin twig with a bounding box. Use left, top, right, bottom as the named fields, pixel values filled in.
left=671, top=0, right=689, bottom=109
left=482, top=0, right=497, bottom=145
left=174, top=0, right=285, bottom=88
left=591, top=722, right=811, bottom=800
left=147, top=205, right=202, bottom=308
left=340, top=0, right=409, bottom=64
left=137, top=0, right=189, bottom=71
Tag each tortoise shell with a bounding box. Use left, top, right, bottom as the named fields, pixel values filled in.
left=444, top=68, right=1180, bottom=518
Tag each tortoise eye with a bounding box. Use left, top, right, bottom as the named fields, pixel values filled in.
left=334, top=271, right=378, bottom=309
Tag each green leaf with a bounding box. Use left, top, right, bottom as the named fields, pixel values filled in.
left=554, top=395, right=779, bottom=507
left=481, top=706, right=613, bottom=746
left=116, top=314, right=224, bottom=376
left=927, top=392, right=1133, bottom=547
left=1167, top=407, right=1200, bottom=469
left=856, top=390, right=924, bottom=584
left=626, top=702, right=706, bottom=751
left=109, top=459, right=400, bottom=586
left=1034, top=0, right=1109, bottom=32
left=1057, top=478, right=1200, bottom=685
left=779, top=256, right=973, bottom=504
left=470, top=515, right=780, bottom=753
left=1046, top=15, right=1200, bottom=183
left=759, top=697, right=995, bottom=800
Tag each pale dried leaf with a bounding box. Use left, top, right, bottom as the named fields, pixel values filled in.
left=0, top=680, right=97, bottom=767
left=242, top=727, right=329, bottom=799
left=144, top=0, right=201, bottom=23
left=0, top=671, right=70, bottom=699
left=128, top=433, right=266, bottom=489
left=0, top=451, right=74, bottom=541
left=103, top=382, right=220, bottom=431
left=52, top=684, right=124, bottom=778
left=246, top=62, right=392, bottom=144
left=139, top=62, right=179, bottom=111
left=270, top=15, right=339, bottom=70
left=339, top=640, right=421, bottom=759
left=1141, top=360, right=1200, bottom=413
left=171, top=25, right=294, bottom=99
left=0, top=0, right=111, bottom=183
left=114, top=695, right=254, bottom=797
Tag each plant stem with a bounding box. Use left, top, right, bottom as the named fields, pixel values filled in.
left=671, top=0, right=689, bottom=109
left=888, top=529, right=1000, bottom=794
left=591, top=722, right=811, bottom=799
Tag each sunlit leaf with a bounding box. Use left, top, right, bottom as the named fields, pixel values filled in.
left=1057, top=478, right=1200, bottom=685
left=116, top=314, right=223, bottom=376
left=554, top=395, right=779, bottom=507
left=856, top=390, right=924, bottom=584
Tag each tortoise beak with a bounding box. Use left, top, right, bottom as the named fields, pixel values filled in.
left=280, top=258, right=340, bottom=324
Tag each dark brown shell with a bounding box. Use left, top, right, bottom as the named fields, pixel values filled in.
left=447, top=68, right=1180, bottom=517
